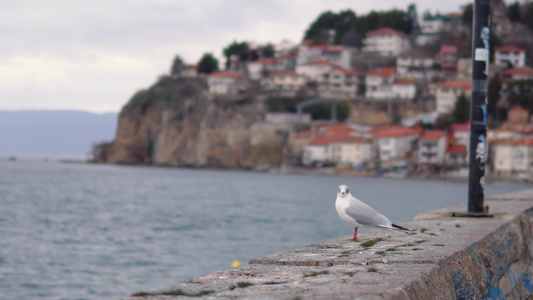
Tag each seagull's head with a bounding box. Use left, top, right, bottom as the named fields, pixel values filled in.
left=337, top=185, right=350, bottom=198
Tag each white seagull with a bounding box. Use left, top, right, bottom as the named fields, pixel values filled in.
left=335, top=184, right=409, bottom=241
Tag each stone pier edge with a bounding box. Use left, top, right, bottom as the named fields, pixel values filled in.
left=123, top=188, right=533, bottom=299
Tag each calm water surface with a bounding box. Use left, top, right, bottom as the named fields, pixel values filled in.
left=0, top=159, right=530, bottom=300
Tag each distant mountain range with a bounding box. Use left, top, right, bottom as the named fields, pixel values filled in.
left=0, top=110, right=118, bottom=157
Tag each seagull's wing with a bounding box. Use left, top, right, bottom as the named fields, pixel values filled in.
left=345, top=197, right=392, bottom=227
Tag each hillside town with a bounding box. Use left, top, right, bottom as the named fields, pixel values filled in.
left=169, top=2, right=533, bottom=181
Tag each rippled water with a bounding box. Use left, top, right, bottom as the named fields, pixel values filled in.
left=0, top=159, right=529, bottom=300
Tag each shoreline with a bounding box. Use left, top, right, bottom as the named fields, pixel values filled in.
left=81, top=160, right=532, bottom=184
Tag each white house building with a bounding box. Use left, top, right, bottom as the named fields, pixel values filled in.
left=246, top=58, right=285, bottom=80
left=500, top=67, right=533, bottom=82
left=302, top=134, right=332, bottom=165
left=207, top=71, right=248, bottom=95
left=451, top=122, right=470, bottom=147
left=446, top=143, right=468, bottom=168
left=488, top=127, right=522, bottom=143
left=396, top=54, right=438, bottom=79
left=392, top=79, right=417, bottom=99
left=365, top=67, right=395, bottom=100
left=495, top=46, right=527, bottom=68
left=318, top=67, right=359, bottom=99
left=435, top=81, right=472, bottom=112
left=421, top=12, right=445, bottom=34
left=363, top=28, right=411, bottom=57
left=416, top=12, right=446, bottom=45
left=374, top=127, right=421, bottom=162
left=295, top=60, right=336, bottom=82
left=494, top=137, right=533, bottom=175
left=297, top=42, right=353, bottom=69
left=326, top=134, right=374, bottom=167
left=270, top=70, right=307, bottom=93
left=180, top=65, right=198, bottom=78
left=418, top=130, right=447, bottom=165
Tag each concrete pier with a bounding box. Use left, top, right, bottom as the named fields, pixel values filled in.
left=123, top=189, right=533, bottom=299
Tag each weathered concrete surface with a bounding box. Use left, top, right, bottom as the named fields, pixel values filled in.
left=123, top=189, right=533, bottom=299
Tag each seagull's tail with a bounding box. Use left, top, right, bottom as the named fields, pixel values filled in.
left=392, top=223, right=410, bottom=233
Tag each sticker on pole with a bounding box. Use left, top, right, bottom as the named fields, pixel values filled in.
left=475, top=48, right=489, bottom=61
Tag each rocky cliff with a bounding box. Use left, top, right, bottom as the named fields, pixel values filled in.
left=105, top=76, right=291, bottom=170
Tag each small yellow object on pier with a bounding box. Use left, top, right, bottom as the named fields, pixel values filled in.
left=232, top=260, right=241, bottom=268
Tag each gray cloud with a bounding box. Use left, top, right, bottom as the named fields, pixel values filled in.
left=0, top=0, right=470, bottom=112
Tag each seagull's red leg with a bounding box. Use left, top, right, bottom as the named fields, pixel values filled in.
left=352, top=227, right=358, bottom=241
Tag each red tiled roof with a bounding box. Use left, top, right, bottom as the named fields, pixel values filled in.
left=208, top=71, right=243, bottom=78
left=322, top=124, right=357, bottom=133
left=451, top=122, right=470, bottom=132
left=440, top=45, right=457, bottom=53
left=393, top=78, right=414, bottom=84
left=438, top=81, right=472, bottom=90
left=445, top=12, right=462, bottom=18
left=497, top=137, right=533, bottom=146
left=367, top=28, right=407, bottom=38
left=326, top=67, right=359, bottom=76
left=509, top=105, right=528, bottom=113
left=277, top=51, right=298, bottom=59
left=307, top=60, right=335, bottom=66
left=493, top=18, right=515, bottom=25
left=420, top=130, right=447, bottom=141
left=251, top=57, right=278, bottom=65
left=306, top=135, right=331, bottom=146
left=501, top=68, right=533, bottom=76
left=307, top=133, right=370, bottom=146
left=514, top=137, right=533, bottom=146
left=374, top=127, right=421, bottom=138
left=447, top=144, right=467, bottom=154
left=308, top=44, right=345, bottom=52
left=329, top=133, right=371, bottom=144
left=298, top=130, right=314, bottom=139
left=272, top=70, right=298, bottom=77
left=367, top=67, right=395, bottom=77
left=496, top=46, right=524, bottom=52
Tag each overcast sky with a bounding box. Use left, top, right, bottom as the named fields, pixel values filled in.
left=1, top=0, right=470, bottom=113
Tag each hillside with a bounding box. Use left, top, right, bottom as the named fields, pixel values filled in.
left=102, top=76, right=292, bottom=170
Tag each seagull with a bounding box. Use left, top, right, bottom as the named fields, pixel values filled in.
left=335, top=184, right=409, bottom=241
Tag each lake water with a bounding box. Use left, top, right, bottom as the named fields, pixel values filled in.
left=0, top=159, right=530, bottom=300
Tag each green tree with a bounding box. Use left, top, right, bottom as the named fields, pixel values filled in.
left=406, top=4, right=420, bottom=36
left=302, top=8, right=412, bottom=45
left=170, top=55, right=185, bottom=76
left=303, top=10, right=357, bottom=44
left=489, top=32, right=501, bottom=63
left=356, top=11, right=381, bottom=33
left=524, top=3, right=533, bottom=30
left=223, top=41, right=251, bottom=69
left=503, top=80, right=533, bottom=113
left=462, top=4, right=474, bottom=27
left=507, top=1, right=521, bottom=22
left=197, top=53, right=219, bottom=74
left=304, top=101, right=350, bottom=121
left=452, top=93, right=470, bottom=123
left=378, top=9, right=412, bottom=33
left=256, top=43, right=275, bottom=58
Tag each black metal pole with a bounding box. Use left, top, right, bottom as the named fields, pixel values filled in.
left=467, top=0, right=490, bottom=214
